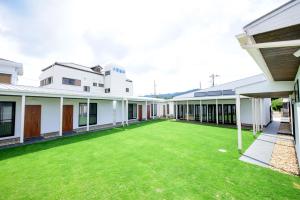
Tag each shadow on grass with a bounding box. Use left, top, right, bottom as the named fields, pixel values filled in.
left=0, top=119, right=165, bottom=161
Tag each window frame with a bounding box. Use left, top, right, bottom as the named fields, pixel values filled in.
left=0, top=102, right=16, bottom=138
left=78, top=103, right=97, bottom=127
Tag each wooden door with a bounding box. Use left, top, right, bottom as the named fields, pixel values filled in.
left=138, top=105, right=142, bottom=121
left=147, top=105, right=150, bottom=119
left=63, top=105, right=73, bottom=132
left=24, top=105, right=41, bottom=139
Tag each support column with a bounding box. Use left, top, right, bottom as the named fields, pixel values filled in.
left=59, top=97, right=63, bottom=136
left=236, top=94, right=242, bottom=152
left=216, top=99, right=218, bottom=124
left=252, top=98, right=256, bottom=136
left=121, top=99, right=125, bottom=126
left=260, top=98, right=263, bottom=130
left=200, top=100, right=202, bottom=122
left=175, top=102, right=178, bottom=120
left=289, top=98, right=294, bottom=135
left=20, top=95, right=26, bottom=143
left=255, top=99, right=260, bottom=132
left=87, top=98, right=90, bottom=131
left=186, top=101, right=189, bottom=121
left=145, top=101, right=148, bottom=120
left=206, top=104, right=208, bottom=122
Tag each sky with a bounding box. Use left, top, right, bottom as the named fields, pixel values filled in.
left=0, top=0, right=287, bottom=96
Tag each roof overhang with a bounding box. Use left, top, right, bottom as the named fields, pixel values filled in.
left=237, top=1, right=300, bottom=81
left=235, top=80, right=294, bottom=98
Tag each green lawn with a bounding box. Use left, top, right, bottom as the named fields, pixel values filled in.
left=0, top=120, right=299, bottom=199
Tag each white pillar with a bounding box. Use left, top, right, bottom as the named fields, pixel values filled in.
left=216, top=99, right=218, bottom=124
left=200, top=100, right=202, bottom=122
left=20, top=95, right=25, bottom=143
left=59, top=97, right=63, bottom=136
left=121, top=99, right=125, bottom=126
left=236, top=94, right=242, bottom=151
left=186, top=101, right=189, bottom=121
left=113, top=100, right=116, bottom=126
left=126, top=99, right=129, bottom=125
left=252, top=98, right=256, bottom=136
left=175, top=102, right=178, bottom=120
left=145, top=101, right=148, bottom=120
left=255, top=99, right=260, bottom=132
left=87, top=98, right=90, bottom=131
left=260, top=98, right=263, bottom=130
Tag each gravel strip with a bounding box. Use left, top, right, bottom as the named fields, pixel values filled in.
left=270, top=135, right=299, bottom=176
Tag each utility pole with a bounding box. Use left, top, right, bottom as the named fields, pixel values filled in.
left=209, top=74, right=220, bottom=87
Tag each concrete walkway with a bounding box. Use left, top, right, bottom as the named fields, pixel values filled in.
left=239, top=121, right=280, bottom=168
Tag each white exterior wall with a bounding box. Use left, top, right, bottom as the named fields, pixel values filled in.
left=39, top=65, right=105, bottom=94
left=293, top=66, right=300, bottom=165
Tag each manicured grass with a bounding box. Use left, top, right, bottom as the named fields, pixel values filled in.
left=0, top=120, right=299, bottom=199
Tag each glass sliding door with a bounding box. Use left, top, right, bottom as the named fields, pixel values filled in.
left=195, top=104, right=200, bottom=121
left=223, top=104, right=236, bottom=124
left=208, top=105, right=216, bottom=123
left=218, top=104, right=223, bottom=124
left=128, top=104, right=137, bottom=120
left=202, top=105, right=207, bottom=122
left=79, top=103, right=97, bottom=126
left=0, top=102, right=15, bottom=138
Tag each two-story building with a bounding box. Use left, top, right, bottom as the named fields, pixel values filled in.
left=0, top=58, right=23, bottom=85
left=39, top=62, right=133, bottom=96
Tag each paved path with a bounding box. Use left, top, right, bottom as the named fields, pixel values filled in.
left=239, top=121, right=280, bottom=168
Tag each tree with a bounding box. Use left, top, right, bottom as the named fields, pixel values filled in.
left=271, top=98, right=283, bottom=111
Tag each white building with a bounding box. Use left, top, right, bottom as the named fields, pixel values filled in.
left=0, top=58, right=23, bottom=85
left=167, top=74, right=272, bottom=127
left=39, top=62, right=133, bottom=96
left=0, top=61, right=163, bottom=146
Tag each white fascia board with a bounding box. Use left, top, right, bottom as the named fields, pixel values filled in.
left=242, top=39, right=300, bottom=49
left=244, top=0, right=300, bottom=35
left=236, top=34, right=274, bottom=81
left=294, top=48, right=300, bottom=57
left=171, top=95, right=249, bottom=102
left=235, top=80, right=294, bottom=95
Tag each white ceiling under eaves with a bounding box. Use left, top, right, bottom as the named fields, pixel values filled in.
left=244, top=0, right=300, bottom=35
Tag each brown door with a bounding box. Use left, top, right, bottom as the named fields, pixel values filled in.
left=138, top=105, right=143, bottom=121
left=147, top=105, right=150, bottom=119
left=63, top=105, right=73, bottom=132
left=24, top=105, right=41, bottom=139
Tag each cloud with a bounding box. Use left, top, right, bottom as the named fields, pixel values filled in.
left=0, top=0, right=288, bottom=95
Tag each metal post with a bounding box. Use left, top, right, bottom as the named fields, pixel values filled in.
left=252, top=98, right=256, bottom=136
left=200, top=100, right=202, bottom=122
left=87, top=98, right=90, bottom=131
left=186, top=101, right=189, bottom=121
left=216, top=99, right=218, bottom=124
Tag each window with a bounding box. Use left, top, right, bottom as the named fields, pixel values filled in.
left=0, top=102, right=15, bottom=137
left=98, top=83, right=104, bottom=87
left=105, top=71, right=111, bottom=76
left=93, top=82, right=97, bottom=87
left=40, top=76, right=53, bottom=86
left=105, top=88, right=110, bottom=93
left=83, top=86, right=90, bottom=92
left=151, top=104, right=157, bottom=116
left=0, top=73, right=12, bottom=84
left=62, top=77, right=81, bottom=86
left=128, top=104, right=137, bottom=119
left=79, top=103, right=97, bottom=126
left=126, top=88, right=129, bottom=92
